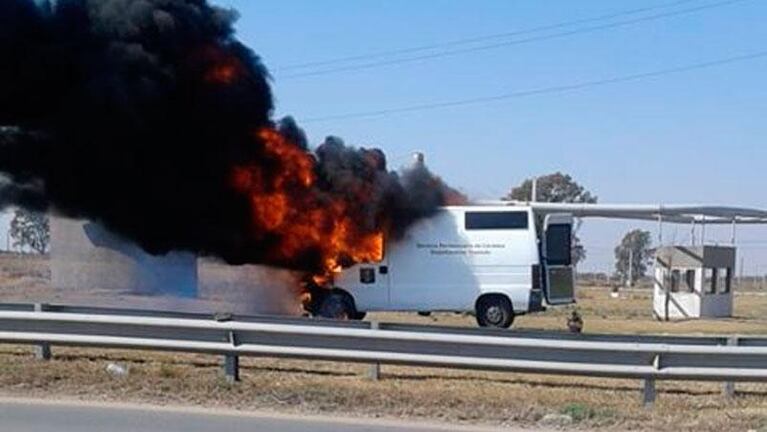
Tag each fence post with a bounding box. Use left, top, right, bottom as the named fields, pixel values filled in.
left=33, top=303, right=51, bottom=361
left=723, top=336, right=738, bottom=398
left=368, top=321, right=380, bottom=381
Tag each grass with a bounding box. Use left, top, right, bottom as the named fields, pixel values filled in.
left=2, top=253, right=767, bottom=430
left=560, top=402, right=616, bottom=425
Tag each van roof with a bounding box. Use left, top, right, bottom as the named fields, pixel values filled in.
left=441, top=204, right=531, bottom=212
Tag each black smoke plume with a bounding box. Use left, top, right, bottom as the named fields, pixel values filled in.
left=0, top=0, right=464, bottom=273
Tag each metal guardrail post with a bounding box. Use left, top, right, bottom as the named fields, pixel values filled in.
left=642, top=377, right=656, bottom=407
left=643, top=353, right=661, bottom=407
left=224, top=354, right=239, bottom=383
left=368, top=321, right=380, bottom=381
left=33, top=303, right=51, bottom=361
left=723, top=336, right=739, bottom=398
left=224, top=330, right=240, bottom=383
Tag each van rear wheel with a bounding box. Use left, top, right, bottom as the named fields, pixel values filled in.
left=475, top=295, right=514, bottom=328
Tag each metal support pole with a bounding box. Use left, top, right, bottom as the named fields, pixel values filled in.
left=731, top=218, right=737, bottom=245
left=657, top=214, right=663, bottom=245
left=224, top=330, right=240, bottom=383
left=368, top=321, right=380, bottom=381
left=690, top=221, right=696, bottom=246
left=642, top=378, right=656, bottom=407
left=723, top=336, right=738, bottom=398
left=33, top=303, right=51, bottom=361
left=627, top=249, right=634, bottom=288
left=224, top=354, right=239, bottom=383
left=740, top=257, right=745, bottom=290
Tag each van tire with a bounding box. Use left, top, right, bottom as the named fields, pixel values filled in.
left=475, top=295, right=514, bottom=328
left=317, top=291, right=356, bottom=320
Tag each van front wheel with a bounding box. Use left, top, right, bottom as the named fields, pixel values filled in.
left=318, top=291, right=356, bottom=320
left=475, top=295, right=514, bottom=328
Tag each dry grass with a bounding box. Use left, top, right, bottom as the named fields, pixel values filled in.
left=2, top=253, right=767, bottom=430
left=1, top=346, right=767, bottom=431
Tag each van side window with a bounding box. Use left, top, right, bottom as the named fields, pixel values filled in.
left=465, top=211, right=528, bottom=230
left=360, top=267, right=375, bottom=284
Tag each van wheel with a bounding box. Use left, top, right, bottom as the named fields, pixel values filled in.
left=317, top=292, right=356, bottom=320
left=351, top=311, right=366, bottom=320
left=475, top=295, right=514, bottom=328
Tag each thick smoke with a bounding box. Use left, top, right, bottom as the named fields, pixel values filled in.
left=0, top=0, right=464, bottom=274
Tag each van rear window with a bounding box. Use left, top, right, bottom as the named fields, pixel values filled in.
left=465, top=211, right=528, bottom=230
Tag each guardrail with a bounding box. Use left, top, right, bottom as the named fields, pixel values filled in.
left=0, top=302, right=764, bottom=406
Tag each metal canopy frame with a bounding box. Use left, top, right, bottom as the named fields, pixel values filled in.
left=501, top=201, right=767, bottom=225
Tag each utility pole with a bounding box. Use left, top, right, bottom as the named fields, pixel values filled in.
left=626, top=249, right=634, bottom=288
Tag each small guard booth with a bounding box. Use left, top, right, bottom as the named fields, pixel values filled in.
left=653, top=245, right=735, bottom=320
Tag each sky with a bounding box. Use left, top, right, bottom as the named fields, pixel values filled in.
left=4, top=0, right=767, bottom=273
left=209, top=0, right=767, bottom=274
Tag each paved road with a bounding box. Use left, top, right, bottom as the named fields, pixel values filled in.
left=0, top=399, right=511, bottom=432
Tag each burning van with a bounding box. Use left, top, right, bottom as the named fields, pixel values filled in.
left=308, top=205, right=575, bottom=328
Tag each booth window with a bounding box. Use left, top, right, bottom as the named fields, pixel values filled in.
left=662, top=269, right=672, bottom=292
left=684, top=269, right=696, bottom=293
left=670, top=270, right=680, bottom=293
left=704, top=268, right=716, bottom=294
left=718, top=268, right=731, bottom=294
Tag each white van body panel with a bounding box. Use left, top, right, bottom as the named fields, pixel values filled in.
left=334, top=206, right=540, bottom=314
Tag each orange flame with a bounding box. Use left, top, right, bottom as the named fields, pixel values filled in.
left=206, top=63, right=240, bottom=84
left=199, top=45, right=246, bottom=85
left=231, top=127, right=385, bottom=284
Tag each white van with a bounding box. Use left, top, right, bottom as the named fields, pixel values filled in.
left=311, top=205, right=576, bottom=328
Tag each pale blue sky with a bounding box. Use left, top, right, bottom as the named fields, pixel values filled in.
left=5, top=0, right=767, bottom=273
left=218, top=0, right=767, bottom=273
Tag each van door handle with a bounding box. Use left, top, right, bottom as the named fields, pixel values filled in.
left=379, top=266, right=388, bottom=275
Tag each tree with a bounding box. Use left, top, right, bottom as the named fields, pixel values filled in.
left=9, top=209, right=49, bottom=254
left=507, top=172, right=597, bottom=204
left=614, top=229, right=653, bottom=286
left=506, top=172, right=597, bottom=265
